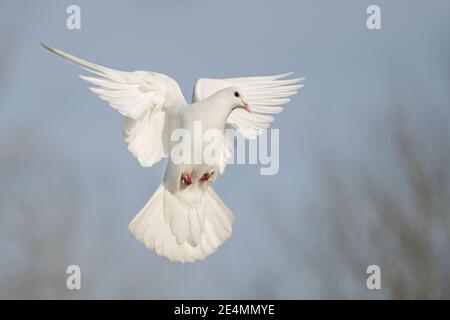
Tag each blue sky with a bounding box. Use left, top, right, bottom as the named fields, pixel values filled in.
left=1, top=0, right=449, bottom=299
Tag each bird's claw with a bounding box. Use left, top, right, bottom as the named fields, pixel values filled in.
left=181, top=172, right=193, bottom=186
left=200, top=171, right=214, bottom=182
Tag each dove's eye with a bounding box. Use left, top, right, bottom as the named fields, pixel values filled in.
left=234, top=91, right=240, bottom=97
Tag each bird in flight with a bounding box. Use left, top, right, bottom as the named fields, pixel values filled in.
left=42, top=43, right=304, bottom=262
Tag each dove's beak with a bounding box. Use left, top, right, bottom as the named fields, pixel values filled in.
left=242, top=100, right=251, bottom=113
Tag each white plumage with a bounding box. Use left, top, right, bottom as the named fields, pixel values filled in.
left=42, top=44, right=304, bottom=262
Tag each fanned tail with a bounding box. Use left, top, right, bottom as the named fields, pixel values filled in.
left=128, top=184, right=234, bottom=262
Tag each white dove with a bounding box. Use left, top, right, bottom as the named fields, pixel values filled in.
left=42, top=44, right=304, bottom=262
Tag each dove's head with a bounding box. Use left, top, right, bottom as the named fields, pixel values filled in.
left=218, top=86, right=251, bottom=113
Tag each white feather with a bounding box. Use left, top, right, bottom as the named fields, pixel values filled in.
left=129, top=184, right=234, bottom=263
left=41, top=43, right=186, bottom=167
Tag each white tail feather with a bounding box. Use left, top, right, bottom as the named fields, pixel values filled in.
left=128, top=184, right=234, bottom=262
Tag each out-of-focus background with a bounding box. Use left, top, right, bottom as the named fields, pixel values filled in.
left=1, top=0, right=449, bottom=299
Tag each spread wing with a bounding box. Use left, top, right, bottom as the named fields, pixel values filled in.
left=42, top=43, right=187, bottom=167
left=193, top=73, right=304, bottom=171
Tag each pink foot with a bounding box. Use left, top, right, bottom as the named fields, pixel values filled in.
left=181, top=172, right=193, bottom=186
left=200, top=171, right=214, bottom=182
